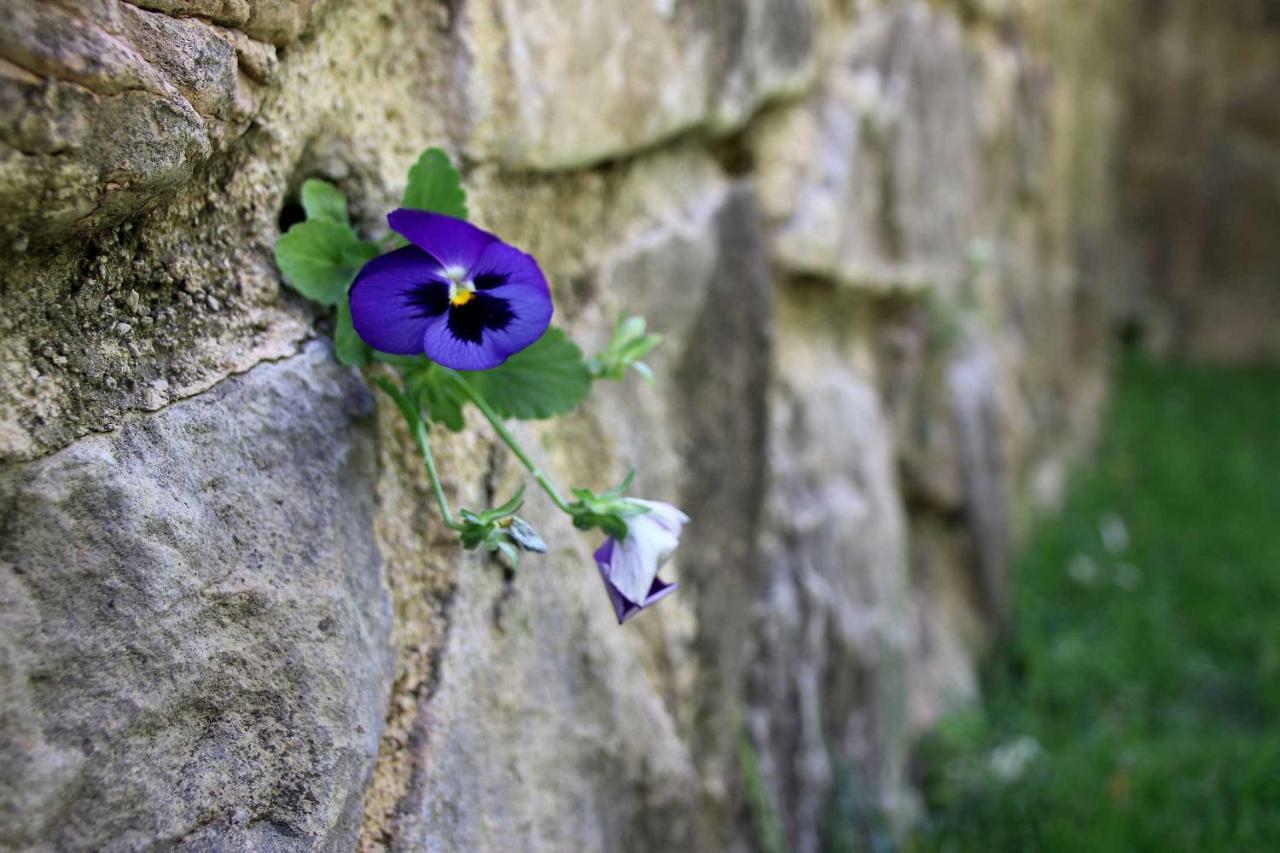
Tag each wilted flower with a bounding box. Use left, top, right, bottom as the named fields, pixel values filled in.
left=594, top=500, right=688, bottom=624
left=349, top=209, right=553, bottom=370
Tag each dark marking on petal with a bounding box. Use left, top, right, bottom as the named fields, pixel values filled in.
left=647, top=577, right=672, bottom=599
left=473, top=271, right=507, bottom=290
left=446, top=292, right=515, bottom=344
left=407, top=282, right=449, bottom=318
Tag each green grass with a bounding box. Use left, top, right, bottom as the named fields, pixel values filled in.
left=914, top=357, right=1280, bottom=852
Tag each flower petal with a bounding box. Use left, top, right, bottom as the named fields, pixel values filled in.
left=477, top=286, right=554, bottom=358
left=467, top=242, right=554, bottom=357
left=630, top=500, right=690, bottom=535
left=349, top=246, right=450, bottom=354
left=640, top=577, right=678, bottom=609
left=421, top=311, right=508, bottom=370
left=600, top=515, right=680, bottom=606
left=443, top=292, right=516, bottom=346
left=594, top=538, right=679, bottom=624
left=470, top=241, right=551, bottom=295
left=388, top=209, right=499, bottom=272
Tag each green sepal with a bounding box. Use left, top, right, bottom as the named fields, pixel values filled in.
left=565, top=471, right=648, bottom=539
left=496, top=540, right=520, bottom=569
left=456, top=485, right=545, bottom=568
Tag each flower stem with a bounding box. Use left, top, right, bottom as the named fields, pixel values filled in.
left=411, top=417, right=464, bottom=530
left=374, top=376, right=464, bottom=530
left=451, top=374, right=574, bottom=515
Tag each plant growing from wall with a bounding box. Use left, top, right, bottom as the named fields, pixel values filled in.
left=275, top=149, right=683, bottom=623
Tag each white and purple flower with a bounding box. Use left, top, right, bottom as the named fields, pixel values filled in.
left=594, top=500, right=688, bottom=624
left=349, top=209, right=553, bottom=371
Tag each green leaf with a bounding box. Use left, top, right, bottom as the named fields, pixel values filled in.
left=334, top=296, right=370, bottom=367
left=301, top=179, right=349, bottom=224
left=275, top=220, right=369, bottom=306
left=370, top=352, right=424, bottom=367
left=405, top=362, right=469, bottom=431
left=461, top=327, right=592, bottom=420
left=403, top=148, right=468, bottom=219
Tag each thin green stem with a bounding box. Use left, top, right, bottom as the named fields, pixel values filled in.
left=374, top=376, right=464, bottom=530
left=411, top=417, right=463, bottom=530
left=451, top=374, right=574, bottom=514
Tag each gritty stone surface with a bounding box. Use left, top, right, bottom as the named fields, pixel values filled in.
left=750, top=284, right=915, bottom=852
left=361, top=163, right=774, bottom=853
left=460, top=0, right=819, bottom=169
left=1118, top=0, right=1280, bottom=361
left=0, top=0, right=299, bottom=247
left=0, top=343, right=393, bottom=851
left=752, top=2, right=987, bottom=291
left=0, top=0, right=1134, bottom=849
left=0, top=0, right=455, bottom=463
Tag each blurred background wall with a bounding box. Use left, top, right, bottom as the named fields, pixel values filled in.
left=0, top=0, right=1274, bottom=850
left=1116, top=0, right=1280, bottom=362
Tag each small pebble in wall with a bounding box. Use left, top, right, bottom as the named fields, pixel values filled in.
left=275, top=148, right=686, bottom=623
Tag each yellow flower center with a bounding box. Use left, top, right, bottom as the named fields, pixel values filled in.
left=445, top=267, right=476, bottom=307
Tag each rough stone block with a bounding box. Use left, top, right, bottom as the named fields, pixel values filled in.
left=753, top=2, right=987, bottom=291
left=460, top=0, right=819, bottom=169
left=0, top=344, right=392, bottom=851
left=0, top=0, right=297, bottom=246
left=749, top=285, right=914, bottom=851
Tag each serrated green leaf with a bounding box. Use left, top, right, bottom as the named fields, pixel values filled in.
left=461, top=327, right=592, bottom=420
left=275, top=220, right=367, bottom=306
left=405, top=362, right=469, bottom=431
left=335, top=296, right=370, bottom=367
left=403, top=148, right=468, bottom=219
left=301, top=179, right=349, bottom=224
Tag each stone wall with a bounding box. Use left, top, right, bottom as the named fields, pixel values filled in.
left=1115, top=0, right=1280, bottom=362
left=0, top=1, right=1119, bottom=849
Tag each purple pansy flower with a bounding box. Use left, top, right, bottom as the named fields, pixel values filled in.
left=594, top=500, right=689, bottom=624
left=349, top=209, right=553, bottom=371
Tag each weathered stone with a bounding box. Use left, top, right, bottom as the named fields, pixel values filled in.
left=0, top=343, right=392, bottom=851
left=753, top=2, right=1016, bottom=292
left=365, top=165, right=774, bottom=852
left=749, top=284, right=914, bottom=852
left=0, top=0, right=1137, bottom=849
left=0, top=0, right=299, bottom=246
left=1118, top=0, right=1280, bottom=361
left=0, top=0, right=462, bottom=464
left=460, top=0, right=819, bottom=169
left=244, top=0, right=318, bottom=47
left=903, top=518, right=984, bottom=734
